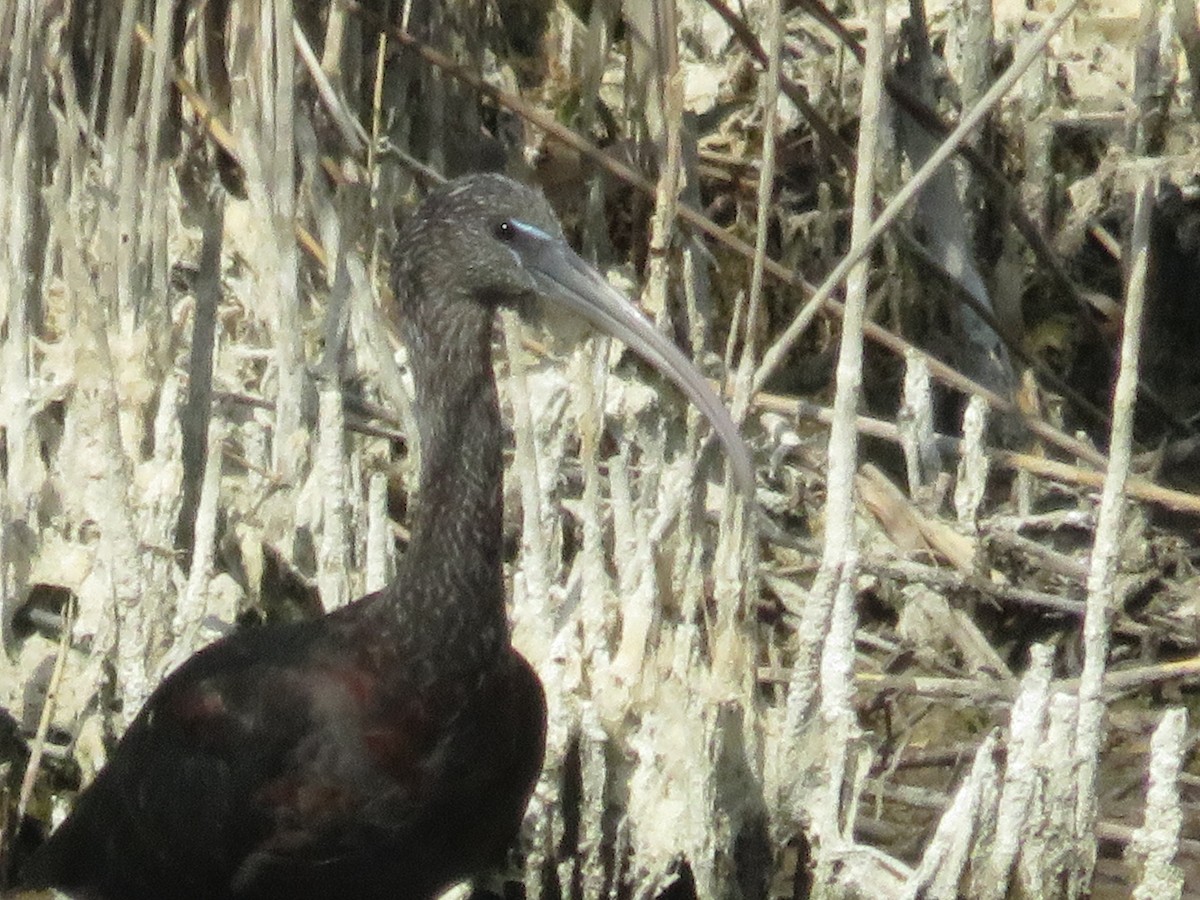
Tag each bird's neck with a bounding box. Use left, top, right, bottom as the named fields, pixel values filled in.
left=374, top=301, right=508, bottom=672
left=409, top=340, right=505, bottom=582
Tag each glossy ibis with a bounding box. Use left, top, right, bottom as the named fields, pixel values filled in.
left=19, top=174, right=752, bottom=899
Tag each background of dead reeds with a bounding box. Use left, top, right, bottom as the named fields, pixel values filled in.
left=2, top=0, right=1200, bottom=897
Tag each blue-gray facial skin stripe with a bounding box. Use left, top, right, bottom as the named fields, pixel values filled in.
left=510, top=221, right=552, bottom=242
left=503, top=219, right=554, bottom=266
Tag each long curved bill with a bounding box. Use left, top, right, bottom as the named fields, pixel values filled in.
left=513, top=225, right=755, bottom=501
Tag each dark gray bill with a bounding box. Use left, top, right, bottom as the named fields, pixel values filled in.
left=510, top=225, right=755, bottom=501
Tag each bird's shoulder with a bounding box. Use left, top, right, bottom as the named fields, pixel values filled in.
left=133, top=622, right=329, bottom=750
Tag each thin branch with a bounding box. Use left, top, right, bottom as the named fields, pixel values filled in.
left=1072, top=174, right=1157, bottom=890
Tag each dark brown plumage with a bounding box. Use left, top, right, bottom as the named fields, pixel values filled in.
left=19, top=174, right=751, bottom=899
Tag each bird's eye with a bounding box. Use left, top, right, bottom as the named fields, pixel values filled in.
left=494, top=220, right=516, bottom=242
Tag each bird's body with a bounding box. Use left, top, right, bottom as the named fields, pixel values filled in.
left=20, top=174, right=751, bottom=899
left=24, top=612, right=544, bottom=900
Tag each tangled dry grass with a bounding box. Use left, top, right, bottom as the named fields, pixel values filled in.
left=2, top=0, right=1200, bottom=897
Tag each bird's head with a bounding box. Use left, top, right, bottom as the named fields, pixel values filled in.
left=393, top=173, right=755, bottom=499
left=395, top=173, right=564, bottom=312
